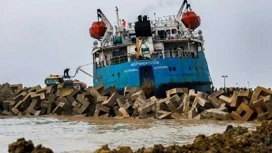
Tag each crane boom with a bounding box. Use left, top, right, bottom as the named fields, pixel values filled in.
left=176, top=0, right=190, bottom=35
left=97, top=9, right=113, bottom=48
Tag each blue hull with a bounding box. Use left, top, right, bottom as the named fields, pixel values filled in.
left=93, top=52, right=212, bottom=97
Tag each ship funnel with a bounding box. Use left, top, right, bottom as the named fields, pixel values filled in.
left=138, top=15, right=143, bottom=22
left=135, top=15, right=152, bottom=37
left=143, top=15, right=148, bottom=22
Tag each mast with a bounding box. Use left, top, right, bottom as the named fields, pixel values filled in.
left=116, top=6, right=120, bottom=28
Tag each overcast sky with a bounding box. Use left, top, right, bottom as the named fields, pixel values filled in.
left=1, top=0, right=272, bottom=89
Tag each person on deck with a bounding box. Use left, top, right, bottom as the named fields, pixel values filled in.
left=121, top=19, right=126, bottom=27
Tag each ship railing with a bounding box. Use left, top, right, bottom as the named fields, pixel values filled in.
left=151, top=50, right=197, bottom=59
left=95, top=55, right=128, bottom=69
left=95, top=50, right=197, bottom=69
left=153, top=33, right=203, bottom=41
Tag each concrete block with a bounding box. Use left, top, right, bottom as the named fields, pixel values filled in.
left=169, top=94, right=182, bottom=107
left=134, top=97, right=147, bottom=109
left=27, top=99, right=39, bottom=115
left=10, top=84, right=23, bottom=94
left=202, top=109, right=231, bottom=120
left=170, top=112, right=183, bottom=119
left=112, top=106, right=121, bottom=116
left=140, top=102, right=155, bottom=114
left=166, top=88, right=188, bottom=98
left=71, top=101, right=79, bottom=107
left=67, top=95, right=77, bottom=105
left=165, top=100, right=177, bottom=112
left=94, top=84, right=104, bottom=92
left=37, top=86, right=53, bottom=98
left=252, top=98, right=265, bottom=116
left=0, top=83, right=14, bottom=102
left=123, top=100, right=133, bottom=110
left=76, top=94, right=90, bottom=114
left=188, top=108, right=198, bottom=119
left=193, top=114, right=206, bottom=120
left=87, top=87, right=101, bottom=98
left=0, top=83, right=10, bottom=94
left=52, top=102, right=64, bottom=115
left=124, top=87, right=140, bottom=97
left=58, top=101, right=72, bottom=114
left=149, top=96, right=158, bottom=103
left=101, top=86, right=116, bottom=96
left=13, top=91, right=28, bottom=103
left=31, top=93, right=46, bottom=101
left=41, top=100, right=55, bottom=115
left=219, top=95, right=232, bottom=105
left=157, top=110, right=172, bottom=119
left=48, top=94, right=57, bottom=101
left=189, top=89, right=197, bottom=101
left=131, top=109, right=139, bottom=117
left=156, top=99, right=168, bottom=111
left=100, top=113, right=109, bottom=118
left=17, top=112, right=23, bottom=117
left=176, top=103, right=184, bottom=114
left=131, top=90, right=146, bottom=101
left=116, top=96, right=126, bottom=107
left=218, top=103, right=228, bottom=112
left=250, top=86, right=272, bottom=105
left=1, top=110, right=12, bottom=116
left=8, top=101, right=16, bottom=114
left=34, top=110, right=41, bottom=116
left=118, top=107, right=130, bottom=118
left=208, top=97, right=222, bottom=108
left=94, top=104, right=110, bottom=117
left=231, top=102, right=254, bottom=121
left=96, top=96, right=108, bottom=103
left=230, top=111, right=242, bottom=120
left=229, top=91, right=239, bottom=108
left=192, top=96, right=210, bottom=108
left=255, top=96, right=272, bottom=120
left=102, top=92, right=120, bottom=107
left=3, top=101, right=14, bottom=111
left=209, top=89, right=225, bottom=98
left=264, top=95, right=272, bottom=111
left=28, top=85, right=41, bottom=92
left=183, top=95, right=190, bottom=113
left=61, top=97, right=73, bottom=109
left=258, top=111, right=272, bottom=120
left=241, top=98, right=249, bottom=105
left=12, top=100, right=23, bottom=115
left=237, top=90, right=251, bottom=98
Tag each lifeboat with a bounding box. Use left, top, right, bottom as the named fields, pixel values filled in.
left=182, top=11, right=201, bottom=30
left=89, top=21, right=107, bottom=39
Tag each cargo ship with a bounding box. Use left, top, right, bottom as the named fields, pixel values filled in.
left=89, top=0, right=212, bottom=97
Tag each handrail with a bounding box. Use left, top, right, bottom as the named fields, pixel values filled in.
left=95, top=49, right=199, bottom=69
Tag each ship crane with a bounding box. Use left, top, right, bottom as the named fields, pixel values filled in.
left=97, top=9, right=114, bottom=48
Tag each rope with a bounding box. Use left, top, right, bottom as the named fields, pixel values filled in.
left=78, top=63, right=93, bottom=68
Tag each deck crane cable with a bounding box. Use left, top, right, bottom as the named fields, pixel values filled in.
left=63, top=63, right=94, bottom=79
